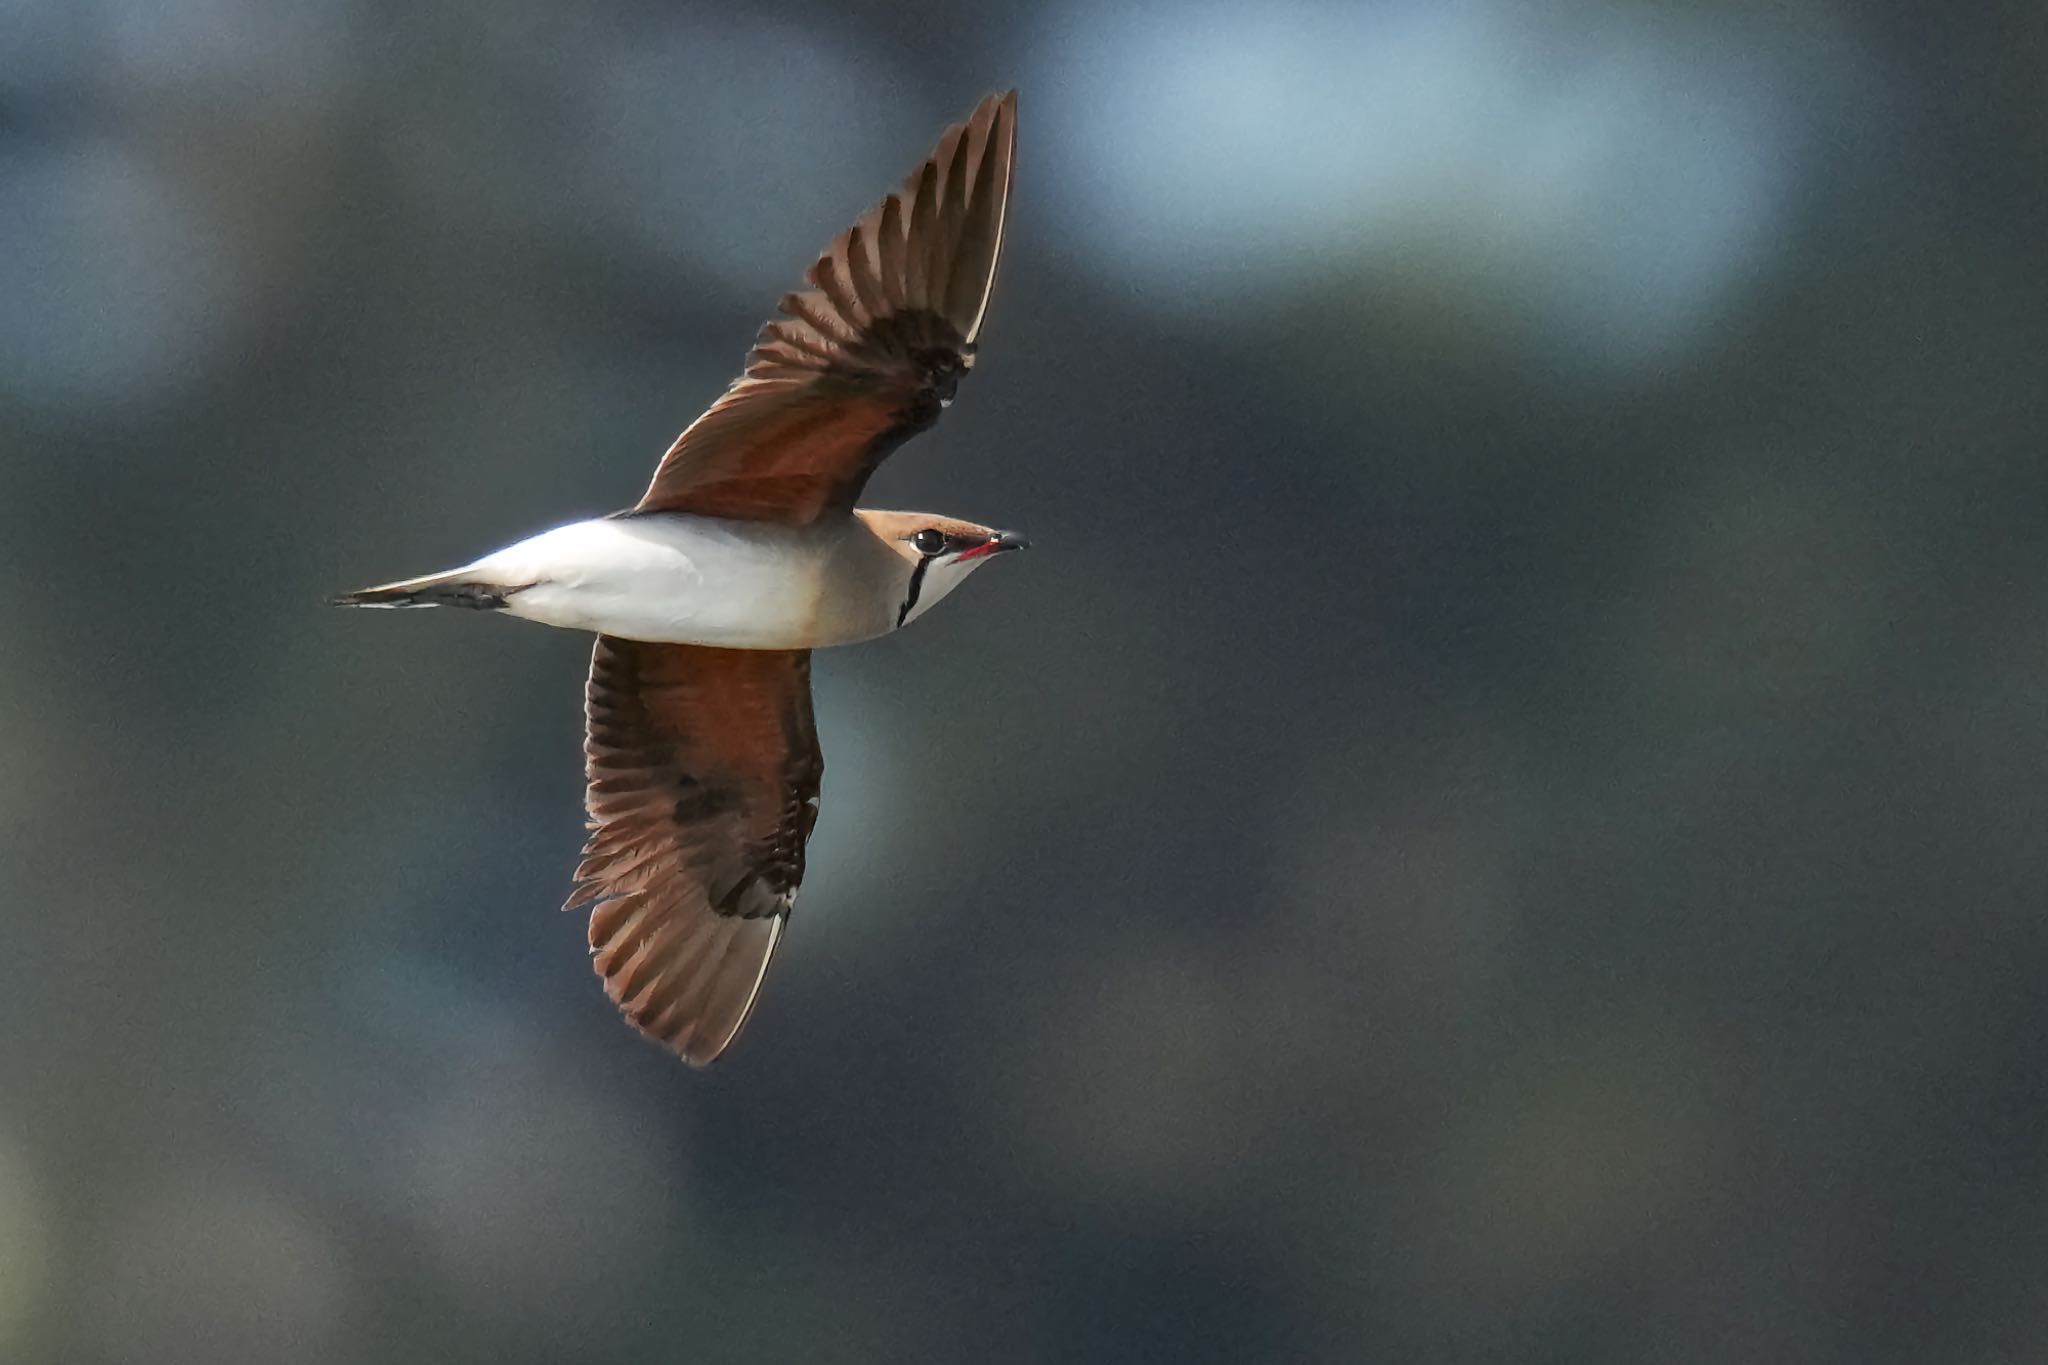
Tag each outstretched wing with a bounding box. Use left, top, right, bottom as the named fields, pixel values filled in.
left=635, top=90, right=1017, bottom=524
left=567, top=637, right=822, bottom=1065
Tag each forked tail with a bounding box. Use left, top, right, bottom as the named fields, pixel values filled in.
left=328, top=568, right=510, bottom=610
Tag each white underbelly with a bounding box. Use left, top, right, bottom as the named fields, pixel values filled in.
left=465, top=515, right=873, bottom=648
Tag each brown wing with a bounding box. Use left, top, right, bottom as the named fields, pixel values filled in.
left=635, top=90, right=1017, bottom=524
left=566, top=636, right=823, bottom=1065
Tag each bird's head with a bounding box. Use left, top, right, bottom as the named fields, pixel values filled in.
left=857, top=510, right=1030, bottom=628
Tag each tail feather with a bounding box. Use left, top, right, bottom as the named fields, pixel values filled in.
left=329, top=569, right=509, bottom=610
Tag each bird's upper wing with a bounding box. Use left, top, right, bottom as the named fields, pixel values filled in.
left=567, top=636, right=822, bottom=1065
left=633, top=90, right=1017, bottom=525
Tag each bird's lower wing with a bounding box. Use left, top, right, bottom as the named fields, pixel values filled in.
left=568, top=637, right=822, bottom=1065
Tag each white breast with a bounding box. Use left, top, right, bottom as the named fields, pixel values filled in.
left=464, top=514, right=897, bottom=648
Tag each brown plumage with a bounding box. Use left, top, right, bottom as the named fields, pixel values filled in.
left=568, top=638, right=821, bottom=1065
left=563, top=92, right=1019, bottom=1064
left=636, top=90, right=1016, bottom=525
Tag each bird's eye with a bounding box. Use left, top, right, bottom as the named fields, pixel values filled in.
left=911, top=529, right=948, bottom=556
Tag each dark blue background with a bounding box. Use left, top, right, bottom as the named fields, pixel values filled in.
left=3, top=0, right=2046, bottom=1360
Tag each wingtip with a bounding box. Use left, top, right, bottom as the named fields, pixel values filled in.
left=958, top=89, right=1016, bottom=126
left=979, top=89, right=1018, bottom=124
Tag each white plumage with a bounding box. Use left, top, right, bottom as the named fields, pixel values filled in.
left=465, top=514, right=899, bottom=648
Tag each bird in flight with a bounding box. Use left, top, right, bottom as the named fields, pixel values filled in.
left=333, top=91, right=1024, bottom=1065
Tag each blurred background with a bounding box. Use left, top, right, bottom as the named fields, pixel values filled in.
left=3, top=0, right=2046, bottom=1360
